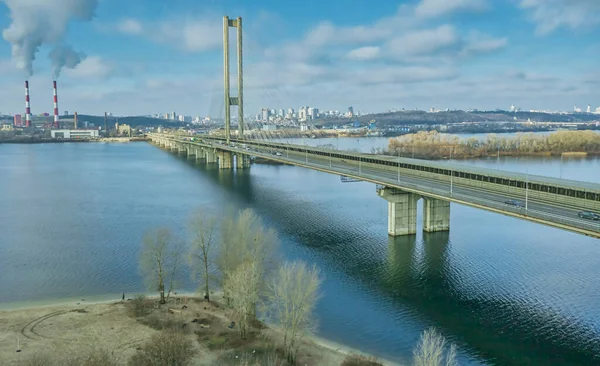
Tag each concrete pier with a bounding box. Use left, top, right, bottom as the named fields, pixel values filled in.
left=236, top=154, right=250, bottom=168
left=219, top=151, right=233, bottom=169
left=206, top=149, right=217, bottom=164
left=423, top=197, right=450, bottom=232
left=378, top=187, right=418, bottom=236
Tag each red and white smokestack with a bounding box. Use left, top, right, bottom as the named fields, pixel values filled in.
left=25, top=80, right=31, bottom=128
left=53, top=80, right=59, bottom=129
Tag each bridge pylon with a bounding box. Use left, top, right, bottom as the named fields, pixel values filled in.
left=223, top=16, right=244, bottom=144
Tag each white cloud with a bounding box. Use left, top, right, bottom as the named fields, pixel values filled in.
left=116, top=18, right=143, bottom=35
left=114, top=17, right=221, bottom=52
left=386, top=25, right=460, bottom=58
left=414, top=0, right=490, bottom=18
left=461, top=31, right=507, bottom=55
left=63, top=56, right=114, bottom=79
left=519, top=0, right=600, bottom=35
left=347, top=46, right=381, bottom=61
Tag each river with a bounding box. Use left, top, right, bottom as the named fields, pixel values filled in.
left=0, top=139, right=599, bottom=365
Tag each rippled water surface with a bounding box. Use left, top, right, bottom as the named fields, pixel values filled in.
left=1, top=141, right=600, bottom=365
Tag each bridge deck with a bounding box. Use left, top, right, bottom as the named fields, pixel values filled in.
left=150, top=134, right=600, bottom=239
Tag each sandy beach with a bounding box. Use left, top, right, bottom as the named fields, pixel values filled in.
left=0, top=294, right=400, bottom=365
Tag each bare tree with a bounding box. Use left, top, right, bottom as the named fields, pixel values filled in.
left=224, top=261, right=262, bottom=339
left=139, top=227, right=182, bottom=304
left=266, top=261, right=322, bottom=365
left=188, top=210, right=217, bottom=302
left=413, top=327, right=457, bottom=366
left=216, top=208, right=279, bottom=313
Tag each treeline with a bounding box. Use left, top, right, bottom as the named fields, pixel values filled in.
left=386, top=130, right=600, bottom=159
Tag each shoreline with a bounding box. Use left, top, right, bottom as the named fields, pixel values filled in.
left=0, top=294, right=401, bottom=365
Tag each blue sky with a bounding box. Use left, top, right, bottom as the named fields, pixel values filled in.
left=0, top=0, right=599, bottom=116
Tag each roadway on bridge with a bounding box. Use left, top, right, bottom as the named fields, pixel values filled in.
left=158, top=136, right=600, bottom=237
left=226, top=142, right=600, bottom=237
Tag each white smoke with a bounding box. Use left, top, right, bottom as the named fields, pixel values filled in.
left=49, top=44, right=86, bottom=78
left=1, top=0, right=98, bottom=76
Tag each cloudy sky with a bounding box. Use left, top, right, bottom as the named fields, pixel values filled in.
left=0, top=0, right=599, bottom=117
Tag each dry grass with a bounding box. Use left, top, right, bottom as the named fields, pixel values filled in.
left=21, top=347, right=118, bottom=366
left=1, top=296, right=359, bottom=366
left=340, top=353, right=384, bottom=366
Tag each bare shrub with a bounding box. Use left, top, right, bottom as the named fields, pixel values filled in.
left=64, top=348, right=118, bottom=366
left=340, top=353, right=383, bottom=366
left=128, top=295, right=150, bottom=317
left=139, top=227, right=183, bottom=304
left=225, top=261, right=262, bottom=339
left=188, top=209, right=218, bottom=302
left=412, top=327, right=458, bottom=366
left=129, top=331, right=195, bottom=366
left=265, top=261, right=322, bottom=364
left=217, top=208, right=278, bottom=313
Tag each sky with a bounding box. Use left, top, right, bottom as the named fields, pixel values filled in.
left=0, top=0, right=599, bottom=117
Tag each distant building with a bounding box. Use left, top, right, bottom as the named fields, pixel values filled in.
left=300, top=124, right=309, bottom=132
left=261, top=108, right=270, bottom=122
left=13, top=114, right=22, bottom=127
left=51, top=129, right=99, bottom=139
left=262, top=124, right=277, bottom=131
left=1, top=123, right=13, bottom=131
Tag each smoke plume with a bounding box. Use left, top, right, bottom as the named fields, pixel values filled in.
left=1, top=0, right=98, bottom=76
left=49, top=44, right=86, bottom=78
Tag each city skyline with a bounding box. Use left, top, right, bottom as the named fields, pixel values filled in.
left=0, top=0, right=598, bottom=116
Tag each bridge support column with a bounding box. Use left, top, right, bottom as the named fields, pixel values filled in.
left=423, top=197, right=450, bottom=233
left=218, top=151, right=233, bottom=169
left=195, top=148, right=206, bottom=162
left=206, top=149, right=217, bottom=164
left=236, top=154, right=250, bottom=169
left=377, top=187, right=418, bottom=236
left=187, top=145, right=195, bottom=158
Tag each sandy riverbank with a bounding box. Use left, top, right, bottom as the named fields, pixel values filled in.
left=0, top=295, right=400, bottom=365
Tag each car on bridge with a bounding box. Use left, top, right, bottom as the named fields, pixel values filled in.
left=504, top=199, right=524, bottom=208
left=577, top=211, right=600, bottom=220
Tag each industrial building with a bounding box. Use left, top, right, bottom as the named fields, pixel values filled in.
left=50, top=129, right=99, bottom=139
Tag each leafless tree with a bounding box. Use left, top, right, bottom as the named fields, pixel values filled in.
left=188, top=210, right=217, bottom=302
left=412, top=327, right=457, bottom=366
left=265, top=261, right=322, bottom=365
left=139, top=227, right=182, bottom=304
left=216, top=208, right=279, bottom=313
left=224, top=261, right=262, bottom=339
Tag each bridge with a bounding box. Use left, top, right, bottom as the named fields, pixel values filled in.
left=148, top=16, right=599, bottom=239
left=148, top=133, right=600, bottom=239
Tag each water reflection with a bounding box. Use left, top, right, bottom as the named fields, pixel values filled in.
left=180, top=154, right=600, bottom=365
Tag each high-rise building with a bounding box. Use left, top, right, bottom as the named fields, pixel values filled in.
left=278, top=108, right=284, bottom=117
left=298, top=106, right=308, bottom=121
left=287, top=108, right=294, bottom=118
left=347, top=106, right=354, bottom=117
left=13, top=114, right=22, bottom=127
left=261, top=108, right=270, bottom=122
left=308, top=107, right=318, bottom=120
left=587, top=104, right=591, bottom=113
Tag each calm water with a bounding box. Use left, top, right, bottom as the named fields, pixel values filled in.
left=1, top=141, right=600, bottom=365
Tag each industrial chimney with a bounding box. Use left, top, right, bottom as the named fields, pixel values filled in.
left=25, top=81, right=31, bottom=128
left=53, top=80, right=59, bottom=129
left=74, top=112, right=78, bottom=129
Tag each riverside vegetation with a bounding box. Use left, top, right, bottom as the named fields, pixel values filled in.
left=385, top=130, right=600, bottom=160
left=8, top=208, right=459, bottom=366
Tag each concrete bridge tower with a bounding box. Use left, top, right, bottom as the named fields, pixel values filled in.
left=223, top=16, right=244, bottom=143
